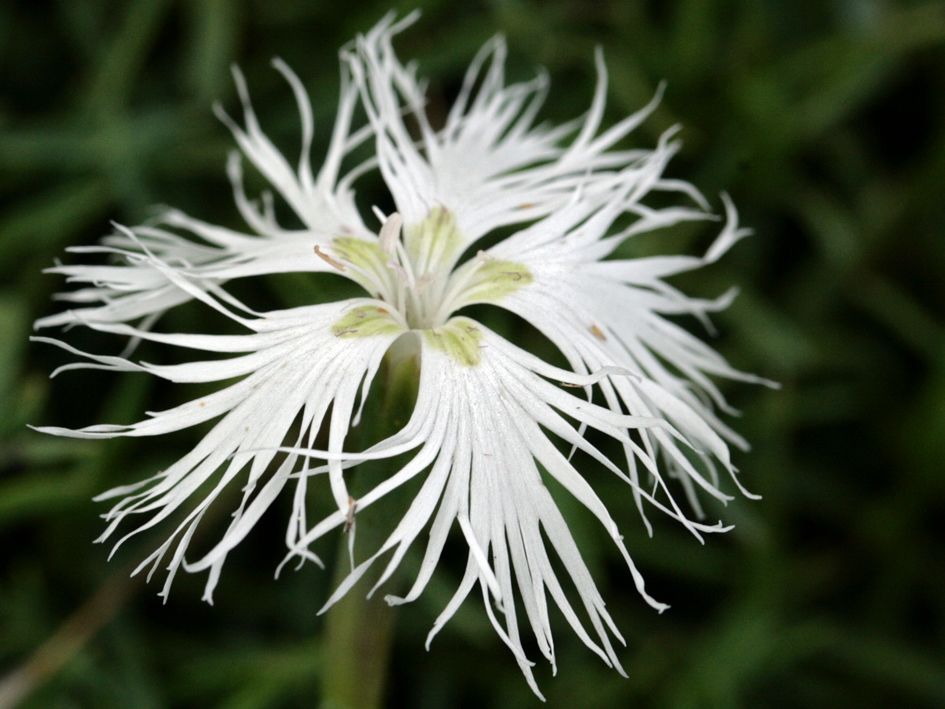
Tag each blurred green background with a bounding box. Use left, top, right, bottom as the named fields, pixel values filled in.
left=2, top=0, right=945, bottom=707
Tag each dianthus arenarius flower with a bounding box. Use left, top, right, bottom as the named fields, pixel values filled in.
left=34, top=13, right=774, bottom=698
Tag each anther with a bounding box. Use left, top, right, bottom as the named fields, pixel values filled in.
left=313, top=245, right=346, bottom=272
left=379, top=212, right=403, bottom=255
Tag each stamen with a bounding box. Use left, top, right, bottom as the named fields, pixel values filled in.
left=379, top=212, right=403, bottom=255
left=313, top=245, right=347, bottom=272
left=434, top=251, right=491, bottom=322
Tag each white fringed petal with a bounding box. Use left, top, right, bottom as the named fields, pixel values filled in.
left=279, top=323, right=735, bottom=699
left=35, top=275, right=405, bottom=602
left=454, top=179, right=776, bottom=526
left=343, top=14, right=670, bottom=265
left=36, top=60, right=375, bottom=331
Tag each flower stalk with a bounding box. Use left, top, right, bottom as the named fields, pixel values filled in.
left=320, top=336, right=419, bottom=709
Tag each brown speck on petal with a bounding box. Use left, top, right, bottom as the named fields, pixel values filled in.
left=344, top=496, right=357, bottom=532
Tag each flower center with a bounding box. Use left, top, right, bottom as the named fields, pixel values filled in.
left=325, top=207, right=533, bottom=357
left=325, top=208, right=466, bottom=330
left=377, top=210, right=454, bottom=330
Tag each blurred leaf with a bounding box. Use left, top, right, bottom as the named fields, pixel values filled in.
left=84, top=0, right=172, bottom=114
left=0, top=295, right=27, bottom=406
left=0, top=180, right=110, bottom=270
left=186, top=0, right=240, bottom=104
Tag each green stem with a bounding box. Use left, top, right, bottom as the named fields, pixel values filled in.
left=319, top=336, right=419, bottom=709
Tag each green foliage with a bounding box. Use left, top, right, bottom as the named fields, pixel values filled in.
left=2, top=1, right=944, bottom=706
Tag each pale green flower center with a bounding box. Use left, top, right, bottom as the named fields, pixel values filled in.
left=328, top=207, right=531, bottom=365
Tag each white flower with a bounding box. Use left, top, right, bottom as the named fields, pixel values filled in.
left=34, top=12, right=773, bottom=699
